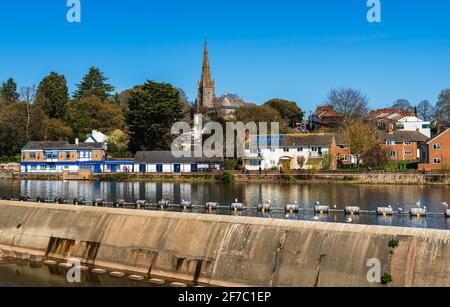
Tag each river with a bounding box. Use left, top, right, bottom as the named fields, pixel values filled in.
left=1, top=179, right=450, bottom=230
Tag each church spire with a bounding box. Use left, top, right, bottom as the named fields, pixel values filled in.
left=200, top=38, right=214, bottom=88
left=196, top=37, right=215, bottom=111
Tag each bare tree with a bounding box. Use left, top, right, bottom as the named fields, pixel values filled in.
left=326, top=88, right=369, bottom=121
left=20, top=85, right=37, bottom=139
left=434, top=89, right=450, bottom=124
left=392, top=99, right=413, bottom=111
left=416, top=100, right=434, bottom=121
left=20, top=85, right=37, bottom=104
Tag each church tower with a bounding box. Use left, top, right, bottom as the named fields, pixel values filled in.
left=196, top=39, right=215, bottom=112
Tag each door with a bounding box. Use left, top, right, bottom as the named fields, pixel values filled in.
left=156, top=164, right=163, bottom=173
left=93, top=164, right=101, bottom=174
left=174, top=164, right=181, bottom=174
left=110, top=165, right=117, bottom=173
left=191, top=164, right=198, bottom=173
left=139, top=164, right=146, bottom=173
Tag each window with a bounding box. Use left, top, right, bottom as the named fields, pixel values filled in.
left=30, top=165, right=37, bottom=171
left=312, top=147, right=318, bottom=152
left=386, top=140, right=396, bottom=146
left=405, top=150, right=412, bottom=155
left=422, top=124, right=430, bottom=129
left=45, top=152, right=58, bottom=160
left=340, top=155, right=348, bottom=161
left=388, top=151, right=397, bottom=158
left=270, top=160, right=276, bottom=165
left=64, top=165, right=69, bottom=170
left=40, top=165, right=46, bottom=170
left=48, top=165, right=57, bottom=170
left=339, top=145, right=347, bottom=149
left=29, top=153, right=36, bottom=160
left=283, top=148, right=289, bottom=152
left=249, top=160, right=260, bottom=166
left=66, top=152, right=71, bottom=159
left=396, top=125, right=405, bottom=130
left=433, top=158, right=441, bottom=164
left=297, top=147, right=303, bottom=152
left=403, top=141, right=412, bottom=146
left=433, top=144, right=441, bottom=151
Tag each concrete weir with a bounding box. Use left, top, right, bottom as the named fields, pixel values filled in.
left=0, top=200, right=449, bottom=287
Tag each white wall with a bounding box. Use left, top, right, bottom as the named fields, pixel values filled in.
left=397, top=116, right=431, bottom=138
left=22, top=164, right=79, bottom=174
left=245, top=146, right=329, bottom=171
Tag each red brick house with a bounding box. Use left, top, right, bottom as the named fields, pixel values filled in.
left=419, top=129, right=450, bottom=171
left=310, top=105, right=345, bottom=131
left=377, top=129, right=429, bottom=162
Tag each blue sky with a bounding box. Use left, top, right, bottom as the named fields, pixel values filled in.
left=0, top=0, right=449, bottom=114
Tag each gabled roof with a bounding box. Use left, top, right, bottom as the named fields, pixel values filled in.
left=250, top=134, right=338, bottom=147
left=280, top=134, right=335, bottom=147
left=22, top=141, right=104, bottom=150
left=425, top=129, right=450, bottom=144
left=377, top=130, right=429, bottom=143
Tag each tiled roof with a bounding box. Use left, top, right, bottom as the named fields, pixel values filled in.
left=22, top=141, right=104, bottom=150
left=376, top=130, right=429, bottom=143
left=280, top=134, right=335, bottom=147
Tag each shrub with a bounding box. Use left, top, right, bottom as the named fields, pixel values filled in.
left=388, top=239, right=399, bottom=249
left=221, top=172, right=235, bottom=183
left=224, top=159, right=238, bottom=170
left=381, top=273, right=393, bottom=285
left=321, top=152, right=331, bottom=170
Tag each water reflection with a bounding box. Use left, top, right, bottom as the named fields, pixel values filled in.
left=0, top=259, right=156, bottom=287
left=1, top=179, right=450, bottom=230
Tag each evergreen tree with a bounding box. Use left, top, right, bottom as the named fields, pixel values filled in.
left=67, top=96, right=126, bottom=140
left=0, top=78, right=20, bottom=103
left=264, top=98, right=304, bottom=128
left=0, top=102, right=28, bottom=157
left=73, top=67, right=115, bottom=100
left=126, top=81, right=186, bottom=152
left=34, top=72, right=69, bottom=120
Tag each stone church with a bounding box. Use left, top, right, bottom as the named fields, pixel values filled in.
left=195, top=40, right=245, bottom=119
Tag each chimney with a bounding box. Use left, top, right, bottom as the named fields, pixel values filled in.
left=387, top=124, right=394, bottom=135
left=75, top=138, right=79, bottom=146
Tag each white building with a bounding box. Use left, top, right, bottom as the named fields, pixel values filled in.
left=85, top=130, right=108, bottom=145
left=244, top=134, right=337, bottom=171
left=396, top=116, right=431, bottom=138
left=134, top=151, right=222, bottom=174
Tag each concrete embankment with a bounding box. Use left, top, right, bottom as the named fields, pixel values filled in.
left=12, top=171, right=450, bottom=185
left=0, top=200, right=449, bottom=287
left=234, top=172, right=450, bottom=185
